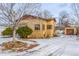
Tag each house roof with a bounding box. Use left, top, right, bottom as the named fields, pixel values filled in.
left=20, top=15, right=56, bottom=22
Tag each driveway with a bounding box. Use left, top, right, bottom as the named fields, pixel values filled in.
left=25, top=35, right=79, bottom=56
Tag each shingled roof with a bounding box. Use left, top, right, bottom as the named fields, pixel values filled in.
left=20, top=14, right=56, bottom=22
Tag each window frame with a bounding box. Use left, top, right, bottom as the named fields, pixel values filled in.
left=34, top=24, right=40, bottom=30
left=47, top=25, right=52, bottom=29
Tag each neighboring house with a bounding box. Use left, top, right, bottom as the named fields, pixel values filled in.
left=18, top=15, right=56, bottom=38
left=55, top=24, right=77, bottom=35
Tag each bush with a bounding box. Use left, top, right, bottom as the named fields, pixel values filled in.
left=2, top=27, right=13, bottom=36
left=17, top=26, right=33, bottom=38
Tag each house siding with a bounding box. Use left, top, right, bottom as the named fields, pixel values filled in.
left=19, top=17, right=56, bottom=38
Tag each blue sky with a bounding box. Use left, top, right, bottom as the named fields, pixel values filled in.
left=41, top=3, right=72, bottom=18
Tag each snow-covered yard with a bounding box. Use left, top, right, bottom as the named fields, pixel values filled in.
left=0, top=36, right=79, bottom=56
left=0, top=35, right=79, bottom=56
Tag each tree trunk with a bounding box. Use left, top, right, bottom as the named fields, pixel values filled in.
left=13, top=26, right=17, bottom=42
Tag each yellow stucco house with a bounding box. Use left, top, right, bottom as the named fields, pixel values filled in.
left=18, top=15, right=56, bottom=38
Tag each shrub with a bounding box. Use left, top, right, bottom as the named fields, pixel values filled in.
left=2, top=27, right=13, bottom=36
left=17, top=26, right=33, bottom=38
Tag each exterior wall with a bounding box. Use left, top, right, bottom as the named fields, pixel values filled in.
left=19, top=18, right=55, bottom=38
left=46, top=20, right=56, bottom=37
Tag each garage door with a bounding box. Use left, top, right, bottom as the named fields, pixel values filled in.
left=66, top=29, right=74, bottom=35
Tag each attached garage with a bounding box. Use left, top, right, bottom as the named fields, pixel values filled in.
left=64, top=27, right=77, bottom=35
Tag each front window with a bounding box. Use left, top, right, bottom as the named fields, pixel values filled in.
left=47, top=25, right=52, bottom=29
left=35, top=24, right=40, bottom=30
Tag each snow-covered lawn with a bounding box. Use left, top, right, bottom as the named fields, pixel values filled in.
left=0, top=35, right=79, bottom=56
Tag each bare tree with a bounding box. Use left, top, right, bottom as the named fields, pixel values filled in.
left=71, top=3, right=79, bottom=39
left=71, top=3, right=79, bottom=20
left=0, top=3, right=41, bottom=41
left=35, top=9, right=53, bottom=19
left=59, top=11, right=70, bottom=28
left=41, top=10, right=53, bottom=19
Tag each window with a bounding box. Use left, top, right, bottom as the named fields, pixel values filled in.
left=35, top=24, right=40, bottom=30
left=47, top=25, right=52, bottom=29
left=42, top=24, right=45, bottom=30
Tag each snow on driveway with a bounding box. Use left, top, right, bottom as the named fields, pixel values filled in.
left=62, top=44, right=79, bottom=56
left=26, top=35, right=79, bottom=56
